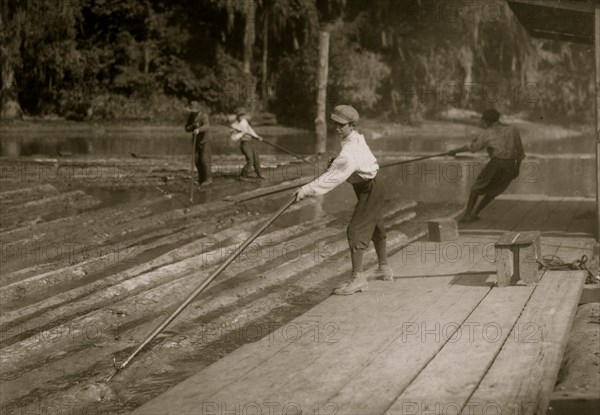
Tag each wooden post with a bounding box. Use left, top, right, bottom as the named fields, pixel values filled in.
left=315, top=31, right=330, bottom=155
left=595, top=3, right=600, bottom=246
left=494, top=231, right=542, bottom=287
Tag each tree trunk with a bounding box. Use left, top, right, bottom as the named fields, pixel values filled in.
left=261, top=11, right=269, bottom=109
left=2, top=61, right=15, bottom=92
left=243, top=0, right=255, bottom=74
left=143, top=42, right=150, bottom=74
left=315, top=31, right=330, bottom=155
left=458, top=46, right=473, bottom=108
left=0, top=64, right=23, bottom=120
left=594, top=3, right=600, bottom=242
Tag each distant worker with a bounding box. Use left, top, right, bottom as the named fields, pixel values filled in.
left=449, top=108, right=525, bottom=223
left=185, top=101, right=212, bottom=186
left=230, top=108, right=265, bottom=180
left=294, top=105, right=393, bottom=295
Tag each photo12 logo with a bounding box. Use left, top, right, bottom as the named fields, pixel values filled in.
left=198, top=320, right=340, bottom=345
left=197, top=401, right=338, bottom=415
left=0, top=161, right=139, bottom=184
left=400, top=321, right=543, bottom=344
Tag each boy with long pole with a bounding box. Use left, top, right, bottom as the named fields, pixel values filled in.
left=294, top=105, right=394, bottom=295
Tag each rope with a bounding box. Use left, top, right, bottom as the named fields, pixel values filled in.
left=538, top=254, right=599, bottom=284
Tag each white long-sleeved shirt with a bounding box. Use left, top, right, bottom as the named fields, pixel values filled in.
left=230, top=118, right=258, bottom=142
left=301, top=130, right=379, bottom=197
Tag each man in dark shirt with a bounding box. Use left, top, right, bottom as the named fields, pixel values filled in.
left=450, top=109, right=525, bottom=223
left=185, top=101, right=212, bottom=186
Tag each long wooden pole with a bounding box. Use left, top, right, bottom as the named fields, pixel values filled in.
left=595, top=3, right=600, bottom=244
left=258, top=138, right=315, bottom=165
left=380, top=151, right=452, bottom=169
left=229, top=123, right=314, bottom=165
left=106, top=195, right=296, bottom=381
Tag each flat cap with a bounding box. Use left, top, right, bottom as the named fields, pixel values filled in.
left=482, top=108, right=500, bottom=123
left=331, top=105, right=359, bottom=124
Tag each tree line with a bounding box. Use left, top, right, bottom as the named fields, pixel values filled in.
left=0, top=0, right=594, bottom=125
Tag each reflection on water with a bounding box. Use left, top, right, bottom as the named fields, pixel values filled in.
left=1, top=124, right=594, bottom=157
left=378, top=157, right=595, bottom=203
left=1, top=126, right=593, bottom=201
left=368, top=132, right=595, bottom=155
left=300, top=157, right=595, bottom=212
left=260, top=156, right=594, bottom=228
left=0, top=127, right=317, bottom=157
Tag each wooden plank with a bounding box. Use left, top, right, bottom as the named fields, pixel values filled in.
left=466, top=271, right=587, bottom=415
left=325, top=275, right=493, bottom=415
left=137, top=276, right=490, bottom=415
left=512, top=200, right=556, bottom=232
left=463, top=199, right=518, bottom=231
left=495, top=231, right=541, bottom=246
left=567, top=200, right=595, bottom=235
left=391, top=240, right=476, bottom=278
left=523, top=199, right=568, bottom=236
left=265, top=276, right=493, bottom=411
left=504, top=200, right=543, bottom=232
left=222, top=177, right=313, bottom=202
left=508, top=0, right=594, bottom=14
left=463, top=198, right=539, bottom=233
left=557, top=198, right=582, bottom=234
left=194, top=276, right=489, bottom=411
left=387, top=285, right=535, bottom=415
left=392, top=236, right=497, bottom=279
left=509, top=199, right=547, bottom=232
left=427, top=218, right=459, bottom=242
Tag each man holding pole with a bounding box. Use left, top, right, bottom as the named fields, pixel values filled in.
left=230, top=108, right=266, bottom=180
left=294, top=105, right=394, bottom=295
left=185, top=101, right=212, bottom=187
left=449, top=108, right=525, bottom=223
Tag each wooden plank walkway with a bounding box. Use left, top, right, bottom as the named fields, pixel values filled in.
left=137, top=196, right=594, bottom=415
left=138, top=272, right=586, bottom=415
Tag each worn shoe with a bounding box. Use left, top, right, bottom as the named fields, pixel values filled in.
left=334, top=274, right=368, bottom=295
left=335, top=279, right=352, bottom=290
left=335, top=272, right=365, bottom=289
left=371, top=264, right=394, bottom=281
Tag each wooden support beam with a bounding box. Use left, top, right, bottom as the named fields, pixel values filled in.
left=467, top=271, right=587, bottom=415
left=595, top=3, right=600, bottom=243
left=495, top=231, right=542, bottom=287
left=508, top=0, right=594, bottom=14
